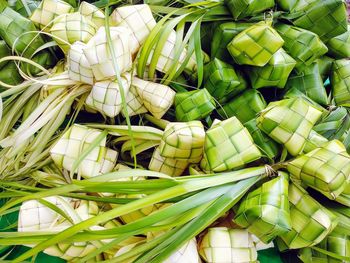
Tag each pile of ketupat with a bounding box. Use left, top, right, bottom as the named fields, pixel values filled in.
left=0, top=0, right=350, bottom=262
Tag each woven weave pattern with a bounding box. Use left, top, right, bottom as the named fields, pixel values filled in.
left=257, top=98, right=322, bottom=156
left=78, top=1, right=105, bottom=28
left=219, top=89, right=267, bottom=124
left=0, top=7, right=46, bottom=57
left=200, top=117, right=261, bottom=172
left=249, top=48, right=296, bottom=89
left=133, top=77, right=175, bottom=119
left=159, top=121, right=205, bottom=163
left=203, top=58, right=244, bottom=102
left=245, top=119, right=280, bottom=160
left=227, top=21, right=284, bottom=66
left=225, top=0, right=275, bottom=20
left=199, top=228, right=258, bottom=263
left=234, top=172, right=291, bottom=243
left=30, top=0, right=73, bottom=29
left=68, top=41, right=94, bottom=85
left=287, top=140, right=350, bottom=200
left=211, top=22, right=253, bottom=62
left=276, top=0, right=298, bottom=11
left=331, top=59, right=350, bottom=107
left=111, top=4, right=156, bottom=55
left=123, top=84, right=148, bottom=117
left=83, top=26, right=132, bottom=81
left=50, top=12, right=97, bottom=53
left=275, top=23, right=328, bottom=67
left=175, top=88, right=215, bottom=122
left=50, top=124, right=117, bottom=178
left=292, top=0, right=348, bottom=40
left=285, top=62, right=328, bottom=105
left=327, top=25, right=350, bottom=58
left=276, top=183, right=338, bottom=250
left=85, top=74, right=131, bottom=117
left=148, top=146, right=189, bottom=176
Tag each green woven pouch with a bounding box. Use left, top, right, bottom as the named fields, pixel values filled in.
left=275, top=23, right=328, bottom=68
left=327, top=25, right=350, bottom=59
left=211, top=22, right=253, bottom=62
left=285, top=62, right=328, bottom=105
left=159, top=121, right=205, bottom=163
left=227, top=21, right=284, bottom=67
left=287, top=140, right=350, bottom=200
left=8, top=0, right=39, bottom=17
left=175, top=88, right=215, bottom=122
left=276, top=183, right=338, bottom=251
left=245, top=119, right=280, bottom=160
left=291, top=0, right=348, bottom=41
left=331, top=59, right=350, bottom=107
left=200, top=116, right=261, bottom=172
left=257, top=97, right=323, bottom=156
left=224, top=0, right=275, bottom=20
left=234, top=172, right=291, bottom=243
left=0, top=6, right=46, bottom=58
left=249, top=48, right=296, bottom=89
left=218, top=89, right=267, bottom=124
left=203, top=58, right=245, bottom=103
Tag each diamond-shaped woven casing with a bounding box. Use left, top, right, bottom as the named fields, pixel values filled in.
left=285, top=62, right=328, bottom=105
left=218, top=89, right=267, bottom=124
left=224, top=0, right=275, bottom=20
left=249, top=48, right=296, bottom=89
left=234, top=172, right=292, bottom=243
left=18, top=196, right=70, bottom=232
left=50, top=124, right=118, bottom=178
left=0, top=7, right=46, bottom=58
left=199, top=228, right=258, bottom=263
left=276, top=183, right=338, bottom=250
left=78, top=1, right=105, bottom=28
left=245, top=119, right=280, bottom=160
left=83, top=26, right=132, bottom=81
left=175, top=88, right=215, bottom=122
left=287, top=140, right=350, bottom=200
left=123, top=84, right=148, bottom=117
left=211, top=22, right=253, bottom=63
left=30, top=0, right=73, bottom=30
left=200, top=117, right=261, bottom=172
left=159, top=121, right=205, bottom=163
left=50, top=12, right=97, bottom=53
left=317, top=55, right=334, bottom=81
left=203, top=58, right=246, bottom=103
left=18, top=197, right=103, bottom=260
left=148, top=146, right=189, bottom=176
left=299, top=225, right=350, bottom=263
left=331, top=59, right=350, bottom=107
left=227, top=21, right=284, bottom=67
left=9, top=0, right=40, bottom=17
left=275, top=23, right=328, bottom=67
left=85, top=73, right=131, bottom=117
left=132, top=77, right=175, bottom=119
left=327, top=25, right=350, bottom=58
left=68, top=41, right=94, bottom=85
left=292, top=0, right=348, bottom=41
left=257, top=97, right=322, bottom=156
left=110, top=4, right=156, bottom=55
